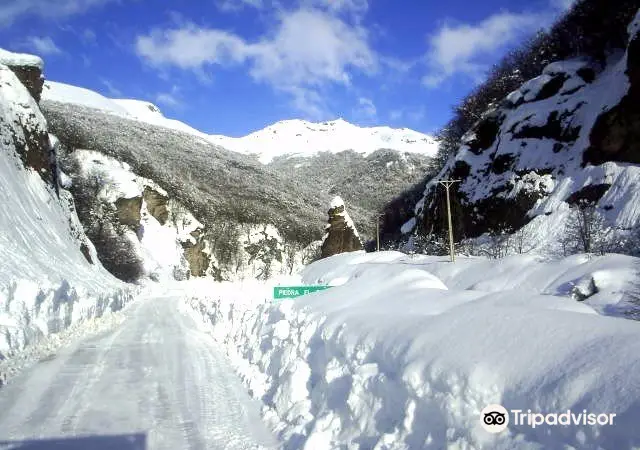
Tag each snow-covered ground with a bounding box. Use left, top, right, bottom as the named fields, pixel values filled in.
left=0, top=292, right=277, bottom=449
left=188, top=250, right=640, bottom=449
left=41, top=81, right=438, bottom=164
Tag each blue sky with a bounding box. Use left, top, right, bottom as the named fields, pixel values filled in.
left=0, top=0, right=572, bottom=137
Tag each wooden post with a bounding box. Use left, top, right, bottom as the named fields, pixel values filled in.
left=437, top=180, right=461, bottom=262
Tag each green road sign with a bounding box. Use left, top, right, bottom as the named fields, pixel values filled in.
left=273, top=285, right=332, bottom=299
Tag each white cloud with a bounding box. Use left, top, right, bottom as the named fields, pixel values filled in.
left=287, top=86, right=326, bottom=118
left=155, top=85, right=183, bottom=108
left=156, top=92, right=181, bottom=107
left=82, top=28, right=97, bottom=44
left=25, top=36, right=62, bottom=55
left=305, top=0, right=368, bottom=16
left=388, top=106, right=425, bottom=123
left=389, top=109, right=402, bottom=121
left=136, top=26, right=249, bottom=69
left=423, top=11, right=544, bottom=87
left=249, top=9, right=376, bottom=87
left=354, top=96, right=376, bottom=119
left=135, top=8, right=377, bottom=116
left=216, top=0, right=263, bottom=12
left=0, top=0, right=116, bottom=27
left=407, top=106, right=426, bottom=123
left=100, top=78, right=121, bottom=97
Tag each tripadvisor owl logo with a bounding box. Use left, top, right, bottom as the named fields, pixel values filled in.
left=481, top=404, right=509, bottom=433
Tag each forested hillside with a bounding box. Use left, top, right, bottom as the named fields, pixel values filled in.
left=384, top=0, right=640, bottom=258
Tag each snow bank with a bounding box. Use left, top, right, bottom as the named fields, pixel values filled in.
left=188, top=251, right=640, bottom=449
left=0, top=64, right=135, bottom=373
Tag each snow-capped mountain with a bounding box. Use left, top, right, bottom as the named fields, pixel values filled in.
left=208, top=119, right=438, bottom=163
left=41, top=81, right=438, bottom=164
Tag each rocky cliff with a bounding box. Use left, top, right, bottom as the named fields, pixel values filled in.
left=0, top=50, right=52, bottom=186
left=404, top=9, right=640, bottom=255
left=0, top=50, right=131, bottom=358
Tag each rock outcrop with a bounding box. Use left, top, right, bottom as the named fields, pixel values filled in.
left=115, top=196, right=143, bottom=229
left=321, top=196, right=363, bottom=258
left=181, top=230, right=211, bottom=278
left=143, top=187, right=169, bottom=225
left=0, top=51, right=53, bottom=186
left=0, top=49, right=44, bottom=102
left=584, top=18, right=640, bottom=166
left=406, top=10, right=640, bottom=245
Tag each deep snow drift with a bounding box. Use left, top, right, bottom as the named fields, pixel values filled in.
left=188, top=251, right=640, bottom=449
left=0, top=57, right=134, bottom=376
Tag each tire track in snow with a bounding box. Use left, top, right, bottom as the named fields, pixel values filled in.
left=0, top=295, right=278, bottom=449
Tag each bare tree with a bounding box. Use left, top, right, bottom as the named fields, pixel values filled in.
left=563, top=200, right=609, bottom=255
left=480, top=230, right=511, bottom=259
left=512, top=225, right=536, bottom=255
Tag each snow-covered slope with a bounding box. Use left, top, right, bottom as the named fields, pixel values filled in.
left=42, top=82, right=208, bottom=139
left=405, top=10, right=640, bottom=256
left=0, top=58, right=133, bottom=361
left=111, top=98, right=209, bottom=137
left=209, top=118, right=438, bottom=164
left=41, top=81, right=437, bottom=164
left=188, top=250, right=640, bottom=449
left=42, top=81, right=130, bottom=116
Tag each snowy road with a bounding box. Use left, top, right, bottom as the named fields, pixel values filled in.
left=0, top=295, right=278, bottom=450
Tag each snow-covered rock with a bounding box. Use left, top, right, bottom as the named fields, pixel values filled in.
left=0, top=49, right=44, bottom=102
left=405, top=11, right=640, bottom=256
left=0, top=58, right=134, bottom=364
left=321, top=196, right=363, bottom=258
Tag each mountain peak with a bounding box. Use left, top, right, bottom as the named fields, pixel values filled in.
left=214, top=118, right=438, bottom=163
left=40, top=79, right=438, bottom=165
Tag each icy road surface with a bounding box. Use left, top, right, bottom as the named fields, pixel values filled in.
left=0, top=295, right=278, bottom=450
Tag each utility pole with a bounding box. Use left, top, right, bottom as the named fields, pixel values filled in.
left=437, top=180, right=461, bottom=262
left=376, top=212, right=385, bottom=251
